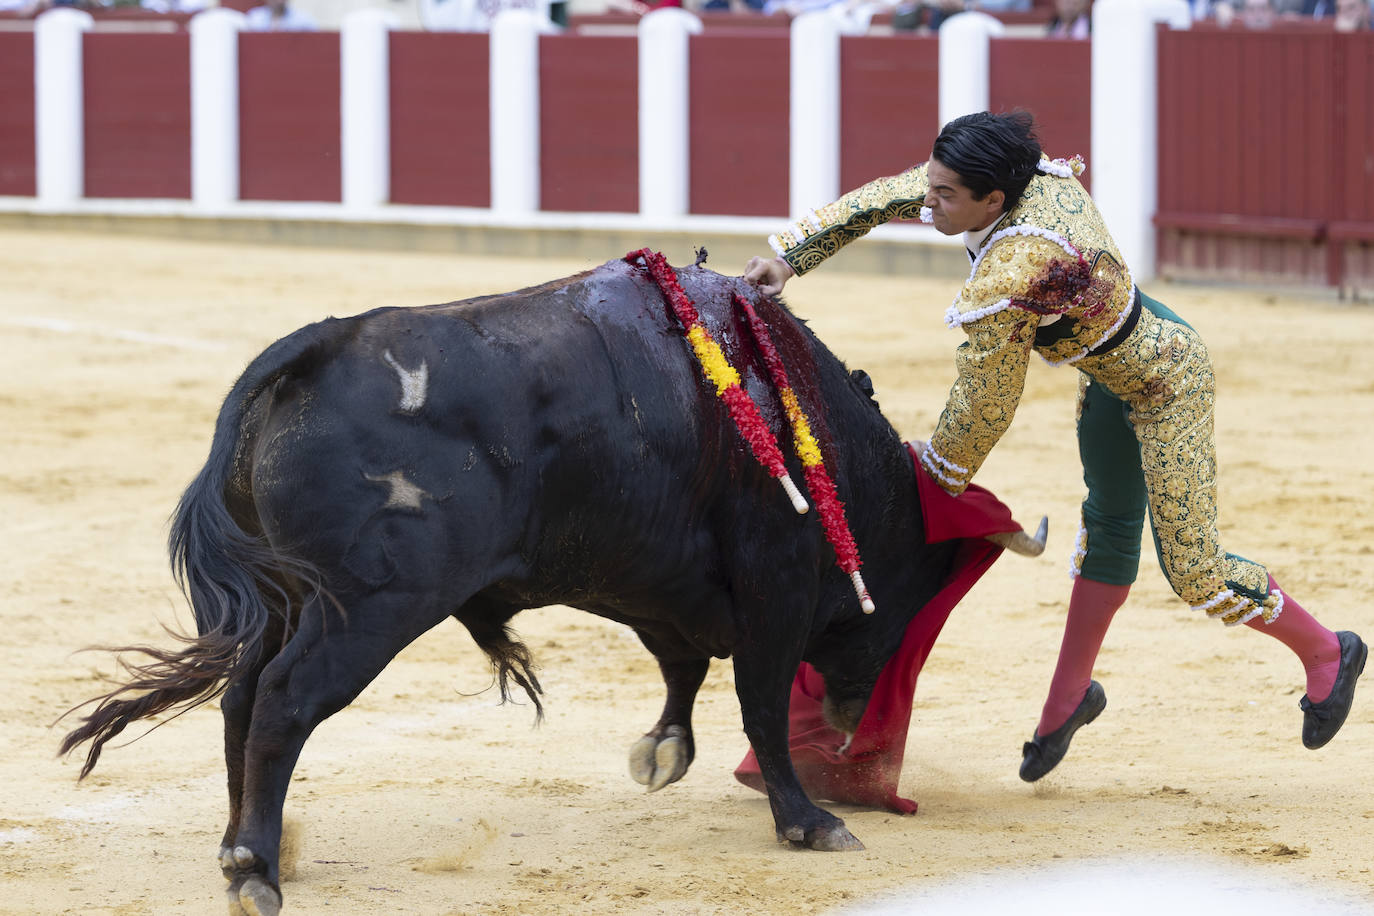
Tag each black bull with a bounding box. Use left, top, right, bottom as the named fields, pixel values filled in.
left=61, top=256, right=1006, bottom=914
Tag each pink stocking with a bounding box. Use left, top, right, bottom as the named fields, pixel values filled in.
left=1244, top=576, right=1341, bottom=702
left=1037, top=577, right=1131, bottom=736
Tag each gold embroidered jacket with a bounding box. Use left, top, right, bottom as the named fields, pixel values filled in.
left=770, top=159, right=1135, bottom=496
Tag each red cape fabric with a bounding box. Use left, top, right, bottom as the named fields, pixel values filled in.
left=734, top=445, right=1021, bottom=813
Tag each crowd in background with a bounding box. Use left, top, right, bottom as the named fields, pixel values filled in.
left=0, top=0, right=1368, bottom=33
left=0, top=0, right=316, bottom=28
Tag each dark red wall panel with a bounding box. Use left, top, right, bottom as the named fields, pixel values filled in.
left=1335, top=33, right=1374, bottom=224
left=688, top=32, right=789, bottom=218
left=389, top=31, right=490, bottom=208
left=1156, top=26, right=1340, bottom=285
left=539, top=33, right=638, bottom=213
left=239, top=32, right=341, bottom=203
left=0, top=33, right=35, bottom=197
left=1157, top=27, right=1336, bottom=222
left=839, top=34, right=938, bottom=193
left=82, top=32, right=191, bottom=199
left=989, top=37, right=1091, bottom=189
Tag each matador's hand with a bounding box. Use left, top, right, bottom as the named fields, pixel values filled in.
left=743, top=256, right=795, bottom=298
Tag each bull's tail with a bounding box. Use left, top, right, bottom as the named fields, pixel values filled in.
left=58, top=321, right=343, bottom=779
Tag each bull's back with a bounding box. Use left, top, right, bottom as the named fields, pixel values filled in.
left=246, top=261, right=736, bottom=609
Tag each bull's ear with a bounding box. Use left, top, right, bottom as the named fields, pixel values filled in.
left=849, top=369, right=880, bottom=410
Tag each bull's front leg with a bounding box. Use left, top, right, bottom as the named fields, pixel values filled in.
left=629, top=648, right=709, bottom=792
left=732, top=650, right=864, bottom=852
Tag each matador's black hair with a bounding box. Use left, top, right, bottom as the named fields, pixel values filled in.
left=931, top=110, right=1042, bottom=213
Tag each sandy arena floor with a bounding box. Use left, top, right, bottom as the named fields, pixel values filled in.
left=2, top=227, right=1373, bottom=915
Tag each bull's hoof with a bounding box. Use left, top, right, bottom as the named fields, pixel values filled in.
left=222, top=845, right=281, bottom=916
left=779, top=822, right=865, bottom=852
left=628, top=726, right=689, bottom=792
left=220, top=845, right=261, bottom=882
left=234, top=875, right=282, bottom=916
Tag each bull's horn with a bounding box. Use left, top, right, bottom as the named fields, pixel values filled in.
left=985, top=515, right=1048, bottom=557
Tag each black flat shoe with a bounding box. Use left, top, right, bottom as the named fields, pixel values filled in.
left=1301, top=630, right=1367, bottom=750
left=1019, top=681, right=1106, bottom=783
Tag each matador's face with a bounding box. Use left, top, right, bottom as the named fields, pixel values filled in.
left=925, top=158, right=1005, bottom=237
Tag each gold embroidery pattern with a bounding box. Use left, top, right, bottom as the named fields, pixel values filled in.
left=920, top=306, right=1033, bottom=492
left=1078, top=309, right=1277, bottom=624
left=776, top=167, right=931, bottom=276
left=962, top=234, right=1069, bottom=316
left=952, top=174, right=1134, bottom=364
left=765, top=159, right=1279, bottom=624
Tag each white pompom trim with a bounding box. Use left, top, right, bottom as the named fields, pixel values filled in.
left=1068, top=522, right=1088, bottom=579
left=1037, top=155, right=1086, bottom=178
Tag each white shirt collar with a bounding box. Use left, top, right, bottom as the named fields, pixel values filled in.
left=962, top=212, right=1010, bottom=262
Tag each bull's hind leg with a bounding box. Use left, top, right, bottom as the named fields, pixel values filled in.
left=219, top=617, right=290, bottom=877
left=221, top=592, right=449, bottom=916
left=629, top=647, right=709, bottom=792
left=218, top=667, right=260, bottom=871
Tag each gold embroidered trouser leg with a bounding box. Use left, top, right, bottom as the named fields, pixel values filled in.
left=1081, top=296, right=1280, bottom=625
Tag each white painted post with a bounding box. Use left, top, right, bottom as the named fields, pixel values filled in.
left=190, top=8, right=245, bottom=209
left=341, top=8, right=397, bottom=210
left=34, top=7, right=93, bottom=207
left=789, top=11, right=842, bottom=220
left=637, top=7, right=702, bottom=221
left=1090, top=0, right=1190, bottom=282
left=937, top=11, right=1004, bottom=129
left=490, top=9, right=546, bottom=215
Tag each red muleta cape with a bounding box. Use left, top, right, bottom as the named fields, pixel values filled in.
left=734, top=444, right=1021, bottom=813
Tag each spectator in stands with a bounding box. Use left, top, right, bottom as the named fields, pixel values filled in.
left=244, top=0, right=317, bottom=29
left=425, top=0, right=564, bottom=30
left=1239, top=0, right=1275, bottom=25
left=701, top=0, right=766, bottom=11
left=886, top=0, right=965, bottom=32
left=761, top=0, right=882, bottom=28
left=1333, top=0, right=1369, bottom=27
left=140, top=0, right=210, bottom=12
left=1189, top=0, right=1237, bottom=24
left=926, top=0, right=967, bottom=29
left=1046, top=0, right=1089, bottom=36
left=5, top=0, right=80, bottom=13
left=606, top=0, right=685, bottom=12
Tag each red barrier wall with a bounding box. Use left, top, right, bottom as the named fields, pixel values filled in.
left=0, top=33, right=35, bottom=197
left=389, top=31, right=490, bottom=208
left=539, top=33, right=638, bottom=214
left=838, top=34, right=939, bottom=193
left=238, top=32, right=341, bottom=203
left=83, top=32, right=191, bottom=199
left=1328, top=32, right=1374, bottom=293
left=0, top=24, right=1367, bottom=292
left=989, top=37, right=1091, bottom=187
left=688, top=31, right=790, bottom=217
left=1334, top=34, right=1374, bottom=225
left=1157, top=26, right=1341, bottom=285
